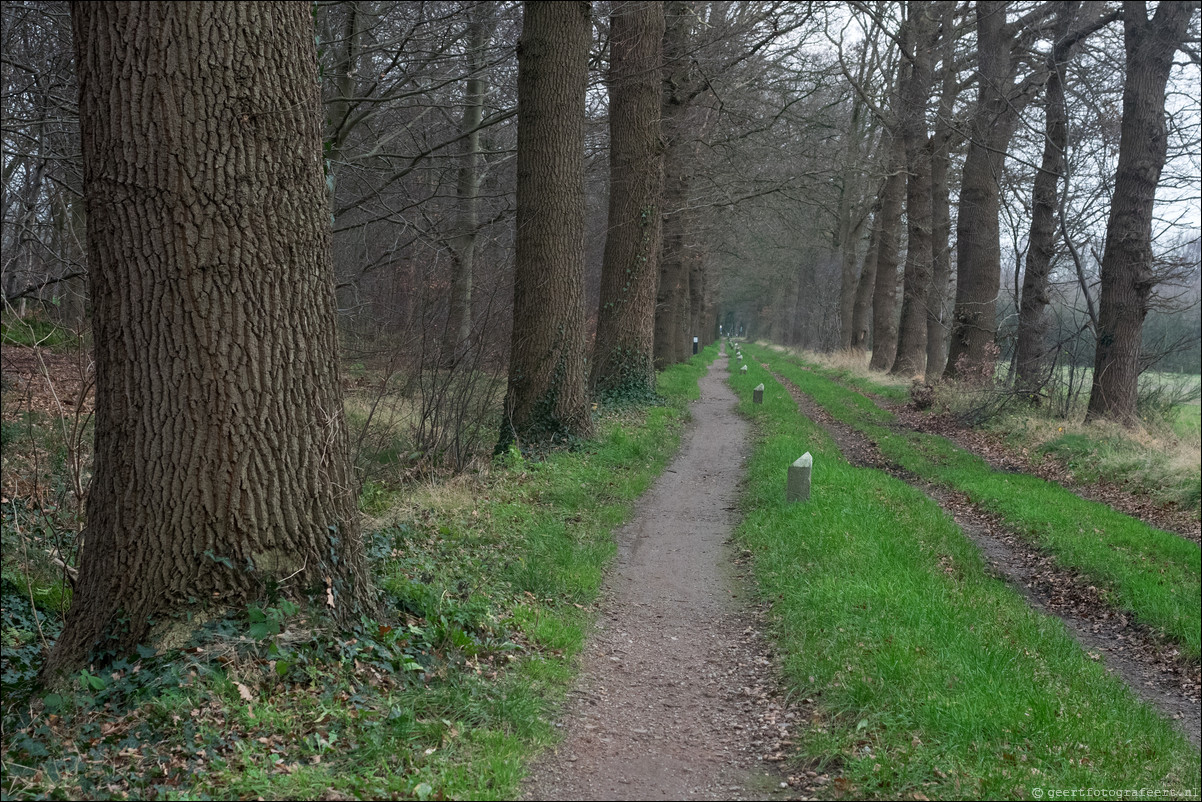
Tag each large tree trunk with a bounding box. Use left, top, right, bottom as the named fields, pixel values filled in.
left=925, top=140, right=954, bottom=380
left=868, top=136, right=906, bottom=372
left=891, top=0, right=939, bottom=378
left=923, top=0, right=960, bottom=380
left=1015, top=3, right=1077, bottom=396
left=500, top=1, right=592, bottom=446
left=835, top=88, right=869, bottom=350
left=1087, top=1, right=1194, bottom=424
left=654, top=177, right=688, bottom=369
left=1015, top=3, right=1119, bottom=395
left=442, top=3, right=495, bottom=369
left=944, top=0, right=1049, bottom=379
left=592, top=1, right=665, bottom=398
left=654, top=0, right=694, bottom=369
left=50, top=1, right=371, bottom=675
left=687, top=238, right=707, bottom=351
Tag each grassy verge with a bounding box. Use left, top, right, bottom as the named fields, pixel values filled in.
left=726, top=356, right=1201, bottom=800
left=764, top=343, right=1201, bottom=514
left=755, top=342, right=911, bottom=402
left=1033, top=424, right=1201, bottom=513
left=1, top=347, right=718, bottom=801
left=744, top=343, right=1202, bottom=660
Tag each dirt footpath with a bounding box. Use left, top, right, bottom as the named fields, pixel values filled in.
left=523, top=351, right=796, bottom=801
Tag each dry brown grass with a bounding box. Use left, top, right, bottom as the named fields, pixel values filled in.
left=755, top=341, right=911, bottom=392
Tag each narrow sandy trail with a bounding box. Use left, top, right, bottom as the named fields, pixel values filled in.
left=523, top=351, right=795, bottom=801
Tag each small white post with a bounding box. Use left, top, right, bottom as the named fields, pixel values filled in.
left=787, top=452, right=812, bottom=503
left=753, top=383, right=764, bottom=404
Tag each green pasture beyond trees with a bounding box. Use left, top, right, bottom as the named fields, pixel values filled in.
left=1, top=350, right=716, bottom=801
left=726, top=352, right=1200, bottom=799
left=745, top=343, right=1202, bottom=659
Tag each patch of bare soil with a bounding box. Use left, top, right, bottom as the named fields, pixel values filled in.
left=523, top=353, right=811, bottom=801
left=773, top=372, right=1201, bottom=748
left=888, top=398, right=1201, bottom=545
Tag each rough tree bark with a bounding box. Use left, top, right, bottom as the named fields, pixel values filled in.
left=868, top=136, right=907, bottom=372
left=1015, top=2, right=1079, bottom=396
left=891, top=0, right=940, bottom=378
left=593, top=1, right=666, bottom=398
left=687, top=232, right=708, bottom=354
left=924, top=0, right=961, bottom=380
left=944, top=0, right=1055, bottom=379
left=835, top=58, right=871, bottom=350
left=500, top=1, right=593, bottom=446
left=1087, top=0, right=1195, bottom=424
left=49, top=1, right=372, bottom=675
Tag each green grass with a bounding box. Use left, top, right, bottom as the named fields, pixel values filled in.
left=727, top=356, right=1200, bottom=799
left=0, top=314, right=78, bottom=349
left=1, top=346, right=721, bottom=801
left=745, top=343, right=1202, bottom=660
left=1169, top=403, right=1201, bottom=440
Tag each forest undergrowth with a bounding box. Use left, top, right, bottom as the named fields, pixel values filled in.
left=0, top=336, right=717, bottom=801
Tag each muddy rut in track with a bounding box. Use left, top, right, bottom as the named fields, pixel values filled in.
left=768, top=369, right=1201, bottom=747
left=522, top=351, right=799, bottom=801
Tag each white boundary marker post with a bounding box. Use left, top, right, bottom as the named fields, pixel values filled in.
left=787, top=452, right=812, bottom=502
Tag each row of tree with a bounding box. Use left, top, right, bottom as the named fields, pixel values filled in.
left=812, top=1, right=1199, bottom=425
left=22, top=0, right=742, bottom=674
left=2, top=1, right=1199, bottom=672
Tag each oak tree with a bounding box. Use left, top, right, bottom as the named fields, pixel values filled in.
left=592, top=1, right=666, bottom=399
left=1087, top=0, right=1197, bottom=423
left=499, top=1, right=593, bottom=447
left=49, top=1, right=373, bottom=675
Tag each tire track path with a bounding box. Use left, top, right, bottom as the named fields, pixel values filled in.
left=768, top=368, right=1201, bottom=747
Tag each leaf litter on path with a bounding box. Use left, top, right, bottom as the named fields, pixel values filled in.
left=523, top=352, right=807, bottom=801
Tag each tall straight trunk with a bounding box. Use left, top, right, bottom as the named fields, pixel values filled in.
left=592, top=1, right=665, bottom=397
left=322, top=1, right=365, bottom=210
left=653, top=0, right=694, bottom=369
left=443, top=3, right=494, bottom=369
left=944, top=0, right=1050, bottom=378
left=688, top=247, right=705, bottom=348
left=51, top=1, right=371, bottom=675
left=654, top=188, right=688, bottom=369
left=868, top=136, right=906, bottom=372
left=673, top=249, right=693, bottom=361
left=1015, top=2, right=1078, bottom=395
left=891, top=0, right=940, bottom=378
left=925, top=141, right=954, bottom=379
left=500, top=1, right=593, bottom=446
left=1087, top=1, right=1193, bottom=424
left=924, top=0, right=959, bottom=380
left=836, top=89, right=869, bottom=349
left=851, top=204, right=882, bottom=351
